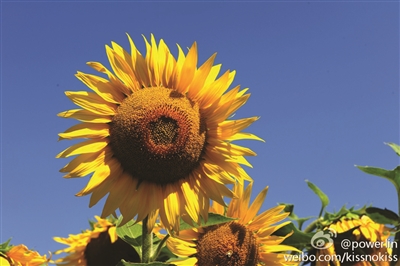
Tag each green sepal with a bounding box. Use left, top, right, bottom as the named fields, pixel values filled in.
left=273, top=222, right=314, bottom=250
left=385, top=142, right=400, bottom=156
left=179, top=213, right=236, bottom=231
left=116, top=260, right=174, bottom=266
left=88, top=219, right=96, bottom=231
left=88, top=215, right=116, bottom=231
left=280, top=203, right=294, bottom=216
left=365, top=207, right=399, bottom=226
left=0, top=239, right=12, bottom=253
left=322, top=205, right=368, bottom=226
left=306, top=180, right=329, bottom=217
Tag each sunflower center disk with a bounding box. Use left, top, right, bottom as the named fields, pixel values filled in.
left=196, top=222, right=259, bottom=266
left=109, top=87, right=206, bottom=185
left=84, top=229, right=140, bottom=265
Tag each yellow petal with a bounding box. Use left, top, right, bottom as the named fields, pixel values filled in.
left=199, top=176, right=233, bottom=206
left=199, top=70, right=231, bottom=107
left=134, top=182, right=161, bottom=224
left=242, top=186, right=269, bottom=224
left=56, top=139, right=109, bottom=158
left=57, top=109, right=112, bottom=123
left=87, top=61, right=131, bottom=95
left=187, top=53, right=217, bottom=100
left=210, top=117, right=259, bottom=139
left=176, top=42, right=197, bottom=93
left=60, top=149, right=107, bottom=178
left=146, top=209, right=159, bottom=233
left=209, top=200, right=225, bottom=215
left=159, top=39, right=175, bottom=87
left=127, top=34, right=150, bottom=87
left=65, top=91, right=116, bottom=115
left=106, top=45, right=139, bottom=92
left=180, top=179, right=200, bottom=224
left=170, top=44, right=186, bottom=91
left=143, top=34, right=160, bottom=86
left=166, top=237, right=196, bottom=257
left=89, top=172, right=117, bottom=207
left=108, top=226, right=118, bottom=243
left=226, top=132, right=264, bottom=142
left=101, top=173, right=132, bottom=217
left=162, top=184, right=180, bottom=233
left=226, top=156, right=253, bottom=168
left=58, top=122, right=109, bottom=140
left=77, top=156, right=122, bottom=196
left=75, top=71, right=125, bottom=103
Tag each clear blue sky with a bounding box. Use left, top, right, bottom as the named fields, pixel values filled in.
left=1, top=1, right=399, bottom=260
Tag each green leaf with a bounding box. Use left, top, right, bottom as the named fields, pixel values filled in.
left=116, top=260, right=174, bottom=266
left=293, top=217, right=314, bottom=230
left=179, top=213, right=236, bottom=231
left=356, top=165, right=400, bottom=192
left=116, top=222, right=144, bottom=260
left=365, top=207, right=399, bottom=226
left=386, top=142, right=400, bottom=156
left=305, top=180, right=329, bottom=216
left=278, top=203, right=313, bottom=230
left=273, top=222, right=314, bottom=250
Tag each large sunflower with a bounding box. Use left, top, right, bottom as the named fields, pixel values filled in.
left=0, top=244, right=49, bottom=266
left=53, top=216, right=140, bottom=265
left=315, top=215, right=391, bottom=266
left=164, top=182, right=299, bottom=266
left=57, top=34, right=260, bottom=232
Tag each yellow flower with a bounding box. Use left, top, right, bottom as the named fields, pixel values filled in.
left=0, top=244, right=49, bottom=266
left=316, top=215, right=391, bottom=266
left=53, top=216, right=139, bottom=265
left=57, top=34, right=261, bottom=232
left=165, top=182, right=299, bottom=266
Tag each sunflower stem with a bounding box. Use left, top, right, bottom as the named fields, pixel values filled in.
left=142, top=216, right=153, bottom=263
left=390, top=189, right=400, bottom=266
left=303, top=217, right=322, bottom=234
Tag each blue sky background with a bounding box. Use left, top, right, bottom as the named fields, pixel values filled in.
left=1, top=0, right=399, bottom=260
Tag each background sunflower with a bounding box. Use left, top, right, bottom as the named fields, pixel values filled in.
left=0, top=242, right=50, bottom=266
left=314, top=215, right=392, bottom=266
left=53, top=216, right=140, bottom=266
left=164, top=182, right=299, bottom=266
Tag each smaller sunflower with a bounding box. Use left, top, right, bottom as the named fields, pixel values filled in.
left=53, top=216, right=139, bottom=265
left=0, top=244, right=50, bottom=266
left=315, top=215, right=392, bottom=266
left=164, top=182, right=299, bottom=266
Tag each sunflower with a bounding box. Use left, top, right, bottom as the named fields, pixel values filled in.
left=164, top=182, right=299, bottom=266
left=0, top=244, right=49, bottom=266
left=315, top=215, right=392, bottom=266
left=53, top=216, right=140, bottom=265
left=57, top=34, right=261, bottom=232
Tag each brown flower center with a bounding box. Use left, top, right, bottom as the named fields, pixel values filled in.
left=196, top=222, right=259, bottom=266
left=84, top=228, right=140, bottom=265
left=109, top=87, right=206, bottom=185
